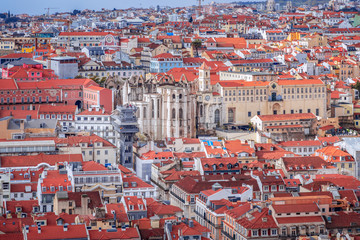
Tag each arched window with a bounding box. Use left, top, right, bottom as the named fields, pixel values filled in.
left=151, top=99, right=155, bottom=118
left=215, top=109, right=220, bottom=125
left=179, top=108, right=183, bottom=127
left=172, top=94, right=176, bottom=100
left=172, top=108, right=176, bottom=119
left=143, top=107, right=147, bottom=119
left=179, top=94, right=182, bottom=99
left=228, top=108, right=234, bottom=123
left=157, top=99, right=160, bottom=118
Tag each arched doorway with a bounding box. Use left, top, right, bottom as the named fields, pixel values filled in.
left=75, top=100, right=82, bottom=110
left=228, top=108, right=234, bottom=123
left=273, top=103, right=281, bottom=115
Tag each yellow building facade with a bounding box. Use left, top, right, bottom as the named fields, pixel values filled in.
left=215, top=79, right=327, bottom=124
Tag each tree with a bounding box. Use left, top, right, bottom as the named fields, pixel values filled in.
left=89, top=75, right=107, bottom=87
left=72, top=9, right=81, bottom=16
left=352, top=81, right=360, bottom=93
left=192, top=39, right=202, bottom=57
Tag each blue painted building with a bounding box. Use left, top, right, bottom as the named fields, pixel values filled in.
left=150, top=53, right=183, bottom=73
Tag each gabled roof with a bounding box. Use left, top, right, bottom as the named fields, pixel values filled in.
left=106, top=203, right=129, bottom=223
left=237, top=207, right=277, bottom=229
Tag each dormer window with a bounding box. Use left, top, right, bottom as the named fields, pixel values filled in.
left=129, top=205, right=134, bottom=210
left=139, top=204, right=143, bottom=210
left=16, top=207, right=22, bottom=212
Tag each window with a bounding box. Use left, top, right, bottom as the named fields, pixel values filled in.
left=252, top=230, right=258, bottom=236
left=248, top=111, right=251, bottom=117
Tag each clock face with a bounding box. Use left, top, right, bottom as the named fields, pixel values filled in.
left=105, top=35, right=113, bottom=44
left=205, top=95, right=210, bottom=101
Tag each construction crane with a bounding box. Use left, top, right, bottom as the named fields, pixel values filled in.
left=44, top=8, right=59, bottom=17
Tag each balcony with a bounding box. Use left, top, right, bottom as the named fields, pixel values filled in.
left=169, top=191, right=185, bottom=204
left=221, top=230, right=235, bottom=240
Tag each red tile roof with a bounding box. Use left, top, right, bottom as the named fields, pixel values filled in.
left=25, top=224, right=88, bottom=240
left=88, top=228, right=140, bottom=239
left=147, top=199, right=182, bottom=217
left=278, top=140, right=322, bottom=147
left=5, top=200, right=39, bottom=214
left=276, top=216, right=324, bottom=224
left=257, top=113, right=316, bottom=122
left=106, top=203, right=129, bottom=223
left=326, top=212, right=360, bottom=229
left=82, top=161, right=108, bottom=171
left=272, top=203, right=319, bottom=213
left=122, top=174, right=154, bottom=189
left=0, top=153, right=83, bottom=168
left=282, top=156, right=333, bottom=171
left=237, top=207, right=277, bottom=229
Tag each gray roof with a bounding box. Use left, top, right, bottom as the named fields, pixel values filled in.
left=7, top=118, right=58, bottom=130
left=25, top=119, right=58, bottom=129
left=1, top=58, right=42, bottom=68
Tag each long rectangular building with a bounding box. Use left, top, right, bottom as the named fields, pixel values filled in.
left=214, top=79, right=327, bottom=125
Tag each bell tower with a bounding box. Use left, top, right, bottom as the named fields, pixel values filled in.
left=198, top=63, right=211, bottom=92
left=266, top=0, right=276, bottom=12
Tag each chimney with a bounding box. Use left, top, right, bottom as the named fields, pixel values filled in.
left=38, top=226, right=41, bottom=234
left=63, top=224, right=68, bottom=232
left=98, top=227, right=102, bottom=232
left=25, top=225, right=29, bottom=233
